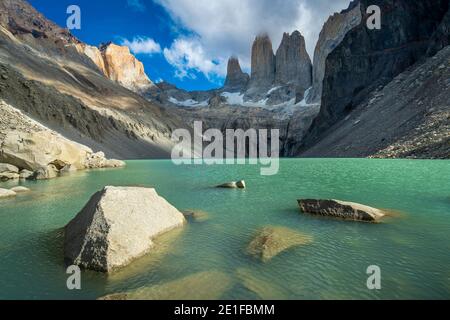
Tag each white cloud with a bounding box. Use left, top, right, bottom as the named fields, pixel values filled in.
left=163, top=37, right=226, bottom=81
left=156, top=0, right=351, bottom=78
left=127, top=0, right=146, bottom=12
left=120, top=36, right=161, bottom=55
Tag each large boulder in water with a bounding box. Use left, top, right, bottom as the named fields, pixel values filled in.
left=64, top=186, right=186, bottom=272
left=298, top=199, right=386, bottom=222
left=247, top=226, right=313, bottom=262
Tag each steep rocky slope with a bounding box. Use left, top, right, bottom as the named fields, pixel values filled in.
left=0, top=99, right=124, bottom=180
left=303, top=0, right=449, bottom=150
left=0, top=0, right=183, bottom=159
left=427, top=4, right=450, bottom=56
left=301, top=45, right=450, bottom=158
left=308, top=1, right=362, bottom=103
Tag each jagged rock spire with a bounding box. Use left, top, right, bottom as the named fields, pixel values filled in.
left=224, top=56, right=249, bottom=91
left=275, top=31, right=312, bottom=91
left=249, top=33, right=276, bottom=88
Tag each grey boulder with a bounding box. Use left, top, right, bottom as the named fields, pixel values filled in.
left=64, top=186, right=186, bottom=272
left=217, top=180, right=246, bottom=189
left=298, top=199, right=386, bottom=222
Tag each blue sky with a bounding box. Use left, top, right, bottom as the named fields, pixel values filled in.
left=29, top=0, right=350, bottom=91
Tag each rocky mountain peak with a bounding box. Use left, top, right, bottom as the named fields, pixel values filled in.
left=0, top=0, right=79, bottom=45
left=249, top=33, right=276, bottom=89
left=275, top=30, right=312, bottom=91
left=223, top=56, right=250, bottom=92
left=98, top=42, right=154, bottom=93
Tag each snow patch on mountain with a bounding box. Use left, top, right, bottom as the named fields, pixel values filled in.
left=169, top=97, right=209, bottom=108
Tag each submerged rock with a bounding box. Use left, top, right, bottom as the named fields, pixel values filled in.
left=298, top=199, right=386, bottom=222
left=0, top=188, right=16, bottom=199
left=182, top=209, right=209, bottom=222
left=236, top=268, right=289, bottom=300
left=247, top=226, right=313, bottom=262
left=10, top=186, right=30, bottom=193
left=99, top=271, right=232, bottom=300
left=64, top=186, right=186, bottom=272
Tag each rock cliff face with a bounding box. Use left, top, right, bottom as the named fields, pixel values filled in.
left=99, top=43, right=155, bottom=93
left=301, top=41, right=450, bottom=159
left=75, top=44, right=107, bottom=75
left=303, top=0, right=450, bottom=148
left=223, top=57, right=250, bottom=92
left=76, top=42, right=155, bottom=93
left=275, top=31, right=312, bottom=91
left=308, top=1, right=362, bottom=103
left=248, top=34, right=276, bottom=90
left=427, top=4, right=450, bottom=56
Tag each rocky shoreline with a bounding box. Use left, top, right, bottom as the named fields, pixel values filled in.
left=0, top=100, right=125, bottom=182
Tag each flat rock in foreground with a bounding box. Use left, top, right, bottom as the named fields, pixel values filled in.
left=99, top=271, right=231, bottom=300
left=64, top=186, right=186, bottom=272
left=298, top=199, right=386, bottom=222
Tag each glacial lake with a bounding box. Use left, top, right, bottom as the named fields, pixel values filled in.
left=0, top=159, right=449, bottom=300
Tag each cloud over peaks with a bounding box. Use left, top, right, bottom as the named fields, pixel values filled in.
left=121, top=36, right=162, bottom=55
left=155, top=0, right=351, bottom=81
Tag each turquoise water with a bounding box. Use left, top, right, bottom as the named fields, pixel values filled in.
left=0, top=159, right=449, bottom=300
